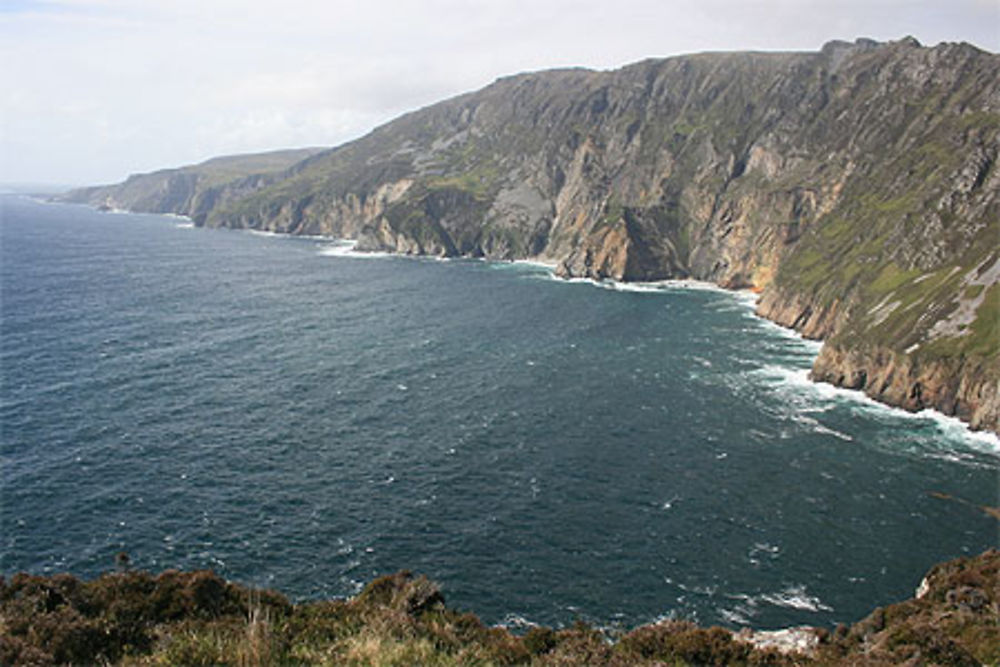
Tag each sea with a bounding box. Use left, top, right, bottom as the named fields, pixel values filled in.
left=1, top=193, right=997, bottom=631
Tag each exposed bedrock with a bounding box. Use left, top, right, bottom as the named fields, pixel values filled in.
left=60, top=37, right=1000, bottom=432
left=811, top=343, right=1000, bottom=432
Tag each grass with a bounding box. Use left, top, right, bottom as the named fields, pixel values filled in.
left=427, top=166, right=501, bottom=201
left=2, top=550, right=998, bottom=665
left=601, top=194, right=625, bottom=227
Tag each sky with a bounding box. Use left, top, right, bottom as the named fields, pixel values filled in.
left=1, top=0, right=997, bottom=186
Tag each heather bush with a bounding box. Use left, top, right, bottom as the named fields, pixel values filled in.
left=1, top=550, right=996, bottom=665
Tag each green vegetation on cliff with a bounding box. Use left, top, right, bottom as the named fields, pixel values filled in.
left=58, top=37, right=1000, bottom=432
left=58, top=148, right=325, bottom=222
left=3, top=551, right=998, bottom=665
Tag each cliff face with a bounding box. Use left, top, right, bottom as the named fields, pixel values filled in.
left=58, top=149, right=325, bottom=218
left=61, top=38, right=1000, bottom=432
left=810, top=342, right=999, bottom=431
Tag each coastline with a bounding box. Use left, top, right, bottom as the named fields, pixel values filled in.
left=37, top=194, right=1000, bottom=446
left=4, top=195, right=998, bottom=665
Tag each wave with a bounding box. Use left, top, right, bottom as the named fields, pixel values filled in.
left=719, top=584, right=833, bottom=625
left=511, top=258, right=559, bottom=270
left=539, top=273, right=762, bottom=299
left=758, top=586, right=833, bottom=613
left=749, top=364, right=1000, bottom=456
left=499, top=613, right=541, bottom=630
left=241, top=228, right=338, bottom=241
left=240, top=231, right=999, bottom=455
left=488, top=259, right=559, bottom=276
left=317, top=241, right=397, bottom=259
left=532, top=268, right=997, bottom=456
left=913, top=409, right=1000, bottom=451
left=753, top=318, right=824, bottom=352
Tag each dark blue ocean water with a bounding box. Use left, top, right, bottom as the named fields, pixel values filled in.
left=1, top=194, right=997, bottom=630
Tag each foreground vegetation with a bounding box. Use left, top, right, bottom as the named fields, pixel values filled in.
left=2, top=550, right=997, bottom=666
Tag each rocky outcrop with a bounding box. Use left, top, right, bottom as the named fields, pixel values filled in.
left=60, top=37, right=1000, bottom=432
left=755, top=289, right=845, bottom=341
left=811, top=343, right=1000, bottom=431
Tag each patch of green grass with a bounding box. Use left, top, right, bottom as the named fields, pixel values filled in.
left=960, top=283, right=999, bottom=357
left=602, top=194, right=625, bottom=226
left=868, top=263, right=924, bottom=295
left=964, top=284, right=985, bottom=300
left=427, top=168, right=498, bottom=201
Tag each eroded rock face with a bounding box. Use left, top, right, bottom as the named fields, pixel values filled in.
left=61, top=38, right=1000, bottom=432
left=755, top=289, right=844, bottom=341
left=811, top=343, right=1000, bottom=432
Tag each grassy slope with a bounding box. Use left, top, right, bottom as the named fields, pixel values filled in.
left=177, top=149, right=329, bottom=189
left=59, top=148, right=326, bottom=214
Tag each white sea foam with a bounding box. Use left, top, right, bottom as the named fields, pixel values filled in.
left=317, top=240, right=394, bottom=259
left=604, top=281, right=675, bottom=293
left=749, top=542, right=780, bottom=558
left=751, top=364, right=811, bottom=386
left=719, top=607, right=754, bottom=625
left=542, top=273, right=758, bottom=298
left=758, top=586, right=833, bottom=612
left=749, top=363, right=1000, bottom=456
left=758, top=321, right=824, bottom=353
left=281, top=232, right=1000, bottom=454
left=788, top=413, right=854, bottom=441
left=810, top=422, right=854, bottom=441
left=913, top=409, right=1000, bottom=450
left=720, top=585, right=833, bottom=621
left=242, top=228, right=338, bottom=241
left=499, top=613, right=541, bottom=630
left=512, top=258, right=559, bottom=269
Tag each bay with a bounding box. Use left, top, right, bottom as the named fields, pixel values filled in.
left=1, top=194, right=996, bottom=630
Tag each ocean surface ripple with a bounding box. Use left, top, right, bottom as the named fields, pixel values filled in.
left=1, top=195, right=997, bottom=630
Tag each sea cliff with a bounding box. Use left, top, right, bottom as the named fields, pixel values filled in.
left=59, top=37, right=1000, bottom=432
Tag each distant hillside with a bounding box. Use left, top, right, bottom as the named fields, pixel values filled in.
left=59, top=38, right=1000, bottom=433
left=59, top=148, right=325, bottom=219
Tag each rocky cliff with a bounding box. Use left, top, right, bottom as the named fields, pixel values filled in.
left=59, top=148, right=325, bottom=218
left=60, top=37, right=1000, bottom=432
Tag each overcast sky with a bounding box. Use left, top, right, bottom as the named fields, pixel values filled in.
left=2, top=0, right=997, bottom=186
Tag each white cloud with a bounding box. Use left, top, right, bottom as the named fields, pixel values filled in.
left=1, top=0, right=996, bottom=184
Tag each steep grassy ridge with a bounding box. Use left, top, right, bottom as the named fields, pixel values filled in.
left=59, top=148, right=325, bottom=220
